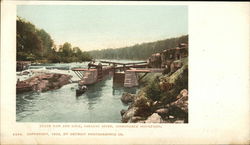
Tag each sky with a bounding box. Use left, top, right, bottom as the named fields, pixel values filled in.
left=17, top=5, right=188, bottom=51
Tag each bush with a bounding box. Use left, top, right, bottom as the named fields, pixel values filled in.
left=172, top=68, right=188, bottom=96
left=134, top=96, right=152, bottom=117
left=145, top=77, right=162, bottom=101
left=160, top=67, right=188, bottom=104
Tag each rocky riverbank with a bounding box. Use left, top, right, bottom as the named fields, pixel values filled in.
left=120, top=89, right=188, bottom=123
left=120, top=57, right=188, bottom=123
left=16, top=73, right=72, bottom=93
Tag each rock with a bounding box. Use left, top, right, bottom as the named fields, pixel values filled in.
left=16, top=81, right=32, bottom=93
left=164, top=116, right=169, bottom=120
left=156, top=108, right=169, bottom=115
left=22, top=71, right=30, bottom=75
left=121, top=107, right=138, bottom=123
left=169, top=115, right=175, bottom=119
left=133, top=96, right=152, bottom=117
left=176, top=89, right=188, bottom=99
left=16, top=73, right=72, bottom=93
left=166, top=89, right=188, bottom=123
left=152, top=101, right=158, bottom=106
left=162, top=61, right=188, bottom=86
left=171, top=89, right=188, bottom=113
left=174, top=120, right=185, bottom=124
left=145, top=113, right=164, bottom=123
left=121, top=92, right=135, bottom=104
left=137, top=120, right=146, bottom=123
left=36, top=80, right=49, bottom=91
left=180, top=89, right=188, bottom=97
left=130, top=116, right=145, bottom=123
left=120, top=109, right=126, bottom=116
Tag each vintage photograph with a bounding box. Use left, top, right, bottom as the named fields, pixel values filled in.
left=16, top=5, right=188, bottom=123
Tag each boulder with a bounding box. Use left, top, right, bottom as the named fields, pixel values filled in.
left=120, top=109, right=126, bottom=116
left=129, top=116, right=145, bottom=123
left=156, top=108, right=169, bottom=115
left=16, top=73, right=72, bottom=93
left=169, top=115, right=175, bottom=119
left=22, top=71, right=30, bottom=75
left=16, top=81, right=32, bottom=93
left=121, top=92, right=135, bottom=104
left=145, top=113, right=164, bottom=123
left=121, top=107, right=138, bottom=123
left=174, top=120, right=185, bottom=124
left=176, top=89, right=188, bottom=99
left=180, top=89, right=188, bottom=97
left=165, top=89, right=188, bottom=123
left=152, top=101, right=158, bottom=106
left=161, top=60, right=188, bottom=87
left=133, top=96, right=152, bottom=117
left=171, top=89, right=188, bottom=113
left=137, top=120, right=146, bottom=123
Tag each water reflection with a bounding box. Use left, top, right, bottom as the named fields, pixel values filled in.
left=75, top=77, right=109, bottom=110
left=16, top=92, right=41, bottom=121
left=112, top=83, right=137, bottom=95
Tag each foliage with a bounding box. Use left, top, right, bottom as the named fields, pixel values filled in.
left=145, top=77, right=165, bottom=101
left=134, top=96, right=152, bottom=117
left=144, top=67, right=188, bottom=103
left=89, top=35, right=188, bottom=60
left=160, top=66, right=188, bottom=105
left=171, top=67, right=188, bottom=96
left=16, top=16, right=92, bottom=62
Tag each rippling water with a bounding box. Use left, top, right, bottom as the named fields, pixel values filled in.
left=16, top=60, right=140, bottom=122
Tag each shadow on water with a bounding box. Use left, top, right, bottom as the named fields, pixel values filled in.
left=75, top=78, right=108, bottom=110
left=74, top=77, right=138, bottom=111
left=112, top=82, right=137, bottom=95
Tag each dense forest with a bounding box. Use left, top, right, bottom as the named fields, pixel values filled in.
left=16, top=17, right=92, bottom=63
left=88, top=35, right=188, bottom=60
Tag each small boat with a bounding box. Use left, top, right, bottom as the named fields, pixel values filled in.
left=76, top=85, right=87, bottom=96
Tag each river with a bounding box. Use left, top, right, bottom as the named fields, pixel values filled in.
left=16, top=60, right=141, bottom=122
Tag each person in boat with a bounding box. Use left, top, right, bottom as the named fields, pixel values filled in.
left=88, top=60, right=96, bottom=69
left=97, top=62, right=102, bottom=70
left=79, top=85, right=87, bottom=91
left=76, top=83, right=88, bottom=96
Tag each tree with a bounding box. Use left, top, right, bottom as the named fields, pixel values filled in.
left=16, top=17, right=43, bottom=60
left=16, top=16, right=92, bottom=63
left=36, top=29, right=54, bottom=57
left=88, top=35, right=188, bottom=60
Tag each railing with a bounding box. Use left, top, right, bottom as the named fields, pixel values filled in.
left=100, top=60, right=147, bottom=66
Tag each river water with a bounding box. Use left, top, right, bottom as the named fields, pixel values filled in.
left=16, top=60, right=140, bottom=122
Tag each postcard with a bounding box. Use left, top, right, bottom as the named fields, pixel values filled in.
left=1, top=1, right=249, bottom=144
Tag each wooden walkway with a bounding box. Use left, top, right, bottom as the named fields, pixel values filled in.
left=100, top=61, right=148, bottom=71
left=100, top=60, right=147, bottom=66
left=126, top=68, right=164, bottom=73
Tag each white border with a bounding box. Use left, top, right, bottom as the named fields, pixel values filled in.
left=1, top=1, right=250, bottom=144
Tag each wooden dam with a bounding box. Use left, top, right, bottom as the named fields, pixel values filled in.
left=72, top=61, right=164, bottom=87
